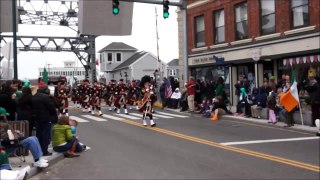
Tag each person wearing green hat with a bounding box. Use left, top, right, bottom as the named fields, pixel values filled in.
left=0, top=107, right=49, bottom=168
left=236, top=87, right=251, bottom=116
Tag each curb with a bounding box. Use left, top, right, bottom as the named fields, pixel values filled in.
left=163, top=107, right=319, bottom=134
left=27, top=152, right=64, bottom=179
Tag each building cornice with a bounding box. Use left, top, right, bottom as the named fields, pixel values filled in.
left=188, top=31, right=320, bottom=58
left=187, top=0, right=213, bottom=10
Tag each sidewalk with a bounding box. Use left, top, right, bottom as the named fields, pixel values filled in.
left=162, top=106, right=319, bottom=134
left=8, top=147, right=64, bottom=179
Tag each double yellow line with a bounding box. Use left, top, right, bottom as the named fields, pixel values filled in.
left=122, top=120, right=320, bottom=172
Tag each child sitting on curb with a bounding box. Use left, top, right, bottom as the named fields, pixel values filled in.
left=69, top=119, right=87, bottom=150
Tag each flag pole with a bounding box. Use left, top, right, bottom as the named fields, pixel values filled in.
left=292, top=66, right=304, bottom=126
left=298, top=101, right=304, bottom=126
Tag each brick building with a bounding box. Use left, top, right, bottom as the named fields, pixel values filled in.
left=177, top=0, right=320, bottom=105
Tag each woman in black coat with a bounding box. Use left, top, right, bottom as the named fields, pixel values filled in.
left=17, top=86, right=34, bottom=135
left=0, top=84, right=16, bottom=121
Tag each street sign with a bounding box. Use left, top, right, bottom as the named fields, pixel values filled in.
left=78, top=0, right=133, bottom=36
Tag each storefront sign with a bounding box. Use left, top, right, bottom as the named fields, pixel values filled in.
left=189, top=55, right=225, bottom=66
left=189, top=55, right=215, bottom=65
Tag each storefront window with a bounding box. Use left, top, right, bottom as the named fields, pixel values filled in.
left=237, top=63, right=255, bottom=91
left=190, top=65, right=230, bottom=98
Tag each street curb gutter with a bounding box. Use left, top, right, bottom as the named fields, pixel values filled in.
left=161, top=105, right=319, bottom=134
left=27, top=153, right=64, bottom=179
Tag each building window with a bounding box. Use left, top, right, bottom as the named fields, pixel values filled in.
left=116, top=52, right=122, bottom=62
left=235, top=3, right=248, bottom=40
left=194, top=15, right=205, bottom=48
left=291, top=0, right=309, bottom=28
left=214, top=9, right=225, bottom=44
left=260, top=0, right=275, bottom=35
left=168, top=69, right=176, bottom=76
left=107, top=53, right=113, bottom=62
left=100, top=54, right=104, bottom=63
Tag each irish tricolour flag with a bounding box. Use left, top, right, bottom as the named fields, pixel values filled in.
left=280, top=81, right=299, bottom=112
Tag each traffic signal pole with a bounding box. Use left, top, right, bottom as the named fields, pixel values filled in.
left=119, top=0, right=183, bottom=7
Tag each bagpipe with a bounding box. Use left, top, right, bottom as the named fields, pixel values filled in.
left=139, top=85, right=156, bottom=113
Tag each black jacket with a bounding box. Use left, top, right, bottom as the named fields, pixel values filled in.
left=17, top=95, right=33, bottom=121
left=32, top=89, right=57, bottom=123
left=0, top=87, right=16, bottom=121
left=305, top=83, right=320, bottom=104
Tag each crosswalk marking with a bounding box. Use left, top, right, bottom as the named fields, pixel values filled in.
left=156, top=111, right=189, bottom=118
left=82, top=115, right=108, bottom=122
left=69, top=116, right=89, bottom=123
left=152, top=114, right=174, bottom=118
left=102, top=114, right=123, bottom=121
left=129, top=113, right=159, bottom=119
left=115, top=114, right=141, bottom=120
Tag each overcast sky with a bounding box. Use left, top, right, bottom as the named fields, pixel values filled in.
left=1, top=1, right=179, bottom=80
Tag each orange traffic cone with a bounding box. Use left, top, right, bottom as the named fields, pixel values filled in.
left=211, top=115, right=218, bottom=121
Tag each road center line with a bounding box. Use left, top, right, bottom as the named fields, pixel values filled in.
left=120, top=119, right=320, bottom=172
left=220, top=137, right=320, bottom=146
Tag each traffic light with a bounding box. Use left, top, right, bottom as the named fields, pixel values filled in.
left=112, top=0, right=119, bottom=15
left=163, top=0, right=169, bottom=19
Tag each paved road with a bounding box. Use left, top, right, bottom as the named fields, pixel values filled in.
left=31, top=107, right=320, bottom=179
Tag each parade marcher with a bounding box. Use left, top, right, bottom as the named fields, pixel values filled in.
left=82, top=80, right=91, bottom=113
left=106, top=80, right=117, bottom=111
left=71, top=85, right=78, bottom=108
left=76, top=81, right=84, bottom=109
left=56, top=81, right=70, bottom=116
left=114, top=79, right=129, bottom=114
left=127, top=80, right=140, bottom=110
left=139, top=76, right=157, bottom=127
left=90, top=81, right=103, bottom=116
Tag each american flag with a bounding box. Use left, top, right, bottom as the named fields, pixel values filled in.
left=164, top=79, right=172, bottom=98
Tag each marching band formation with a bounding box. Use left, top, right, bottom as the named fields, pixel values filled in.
left=53, top=76, right=157, bottom=127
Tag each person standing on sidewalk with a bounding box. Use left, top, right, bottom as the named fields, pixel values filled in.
left=32, top=82, right=58, bottom=156
left=185, top=76, right=196, bottom=113
left=304, top=78, right=320, bottom=127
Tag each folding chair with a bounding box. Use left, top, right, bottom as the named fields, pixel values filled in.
left=1, top=139, right=26, bottom=167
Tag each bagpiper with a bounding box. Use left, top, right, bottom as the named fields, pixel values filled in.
left=82, top=79, right=91, bottom=112
left=105, top=80, right=117, bottom=111
left=114, top=79, right=129, bottom=114
left=139, top=75, right=157, bottom=127
left=89, top=81, right=103, bottom=116
left=127, top=80, right=140, bottom=110
left=56, top=81, right=71, bottom=116
left=71, top=85, right=78, bottom=108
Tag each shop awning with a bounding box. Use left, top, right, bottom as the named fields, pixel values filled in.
left=283, top=54, right=320, bottom=66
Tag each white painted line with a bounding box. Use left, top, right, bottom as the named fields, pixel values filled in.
left=156, top=111, right=189, bottom=118
left=152, top=114, right=174, bottom=118
left=129, top=113, right=159, bottom=119
left=69, top=116, right=89, bottom=123
left=82, top=115, right=108, bottom=122
left=102, top=114, right=124, bottom=121
left=115, top=114, right=141, bottom=120
left=220, top=137, right=320, bottom=146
